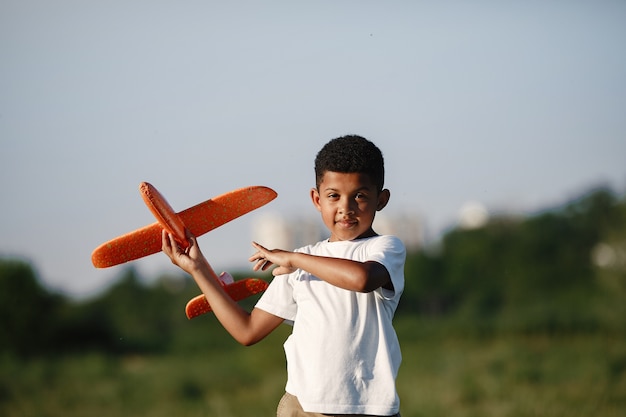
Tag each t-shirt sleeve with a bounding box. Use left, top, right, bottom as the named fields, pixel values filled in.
left=254, top=273, right=298, bottom=322
left=367, top=235, right=406, bottom=300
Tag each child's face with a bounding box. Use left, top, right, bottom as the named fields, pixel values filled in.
left=310, top=171, right=390, bottom=242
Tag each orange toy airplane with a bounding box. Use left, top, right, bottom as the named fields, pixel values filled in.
left=91, top=182, right=276, bottom=319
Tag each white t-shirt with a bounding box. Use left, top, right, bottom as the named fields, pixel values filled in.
left=255, top=235, right=406, bottom=415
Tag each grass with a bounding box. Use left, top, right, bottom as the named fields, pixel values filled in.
left=395, top=320, right=626, bottom=417
left=1, top=317, right=625, bottom=417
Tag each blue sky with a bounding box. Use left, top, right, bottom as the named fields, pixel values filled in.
left=1, top=1, right=625, bottom=298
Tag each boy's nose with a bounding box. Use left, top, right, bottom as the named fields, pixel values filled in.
left=339, top=198, right=355, bottom=214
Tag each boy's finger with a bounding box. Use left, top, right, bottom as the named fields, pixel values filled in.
left=184, top=228, right=196, bottom=247
left=168, top=233, right=183, bottom=255
left=252, top=241, right=266, bottom=252
left=162, top=230, right=171, bottom=251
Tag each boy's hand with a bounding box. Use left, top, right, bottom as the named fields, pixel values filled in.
left=161, top=229, right=208, bottom=275
left=249, top=241, right=296, bottom=276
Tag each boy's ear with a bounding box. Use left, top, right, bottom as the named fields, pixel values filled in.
left=310, top=188, right=322, bottom=212
left=377, top=189, right=391, bottom=211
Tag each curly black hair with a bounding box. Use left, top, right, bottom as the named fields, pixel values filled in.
left=314, top=135, right=385, bottom=191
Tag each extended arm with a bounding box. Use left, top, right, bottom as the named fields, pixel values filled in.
left=249, top=241, right=392, bottom=293
left=162, top=231, right=284, bottom=346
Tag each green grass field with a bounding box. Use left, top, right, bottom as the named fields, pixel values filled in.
left=1, top=317, right=625, bottom=417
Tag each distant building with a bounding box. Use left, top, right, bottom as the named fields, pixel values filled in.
left=374, top=212, right=422, bottom=251
left=251, top=212, right=294, bottom=250
left=458, top=201, right=489, bottom=229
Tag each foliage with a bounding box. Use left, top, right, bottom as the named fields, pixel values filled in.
left=0, top=185, right=625, bottom=358
left=400, top=186, right=626, bottom=335
left=0, top=260, right=65, bottom=356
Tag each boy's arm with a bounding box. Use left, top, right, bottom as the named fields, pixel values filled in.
left=250, top=241, right=392, bottom=293
left=162, top=231, right=284, bottom=346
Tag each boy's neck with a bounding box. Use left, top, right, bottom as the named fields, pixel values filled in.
left=329, top=228, right=378, bottom=242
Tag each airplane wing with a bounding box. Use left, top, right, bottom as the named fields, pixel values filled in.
left=185, top=278, right=269, bottom=319
left=91, top=185, right=277, bottom=268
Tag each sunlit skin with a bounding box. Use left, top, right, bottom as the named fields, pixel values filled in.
left=161, top=171, right=393, bottom=346
left=312, top=171, right=390, bottom=243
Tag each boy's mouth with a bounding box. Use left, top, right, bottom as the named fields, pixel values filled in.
left=336, top=218, right=357, bottom=228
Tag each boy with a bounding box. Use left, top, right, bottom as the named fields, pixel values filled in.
left=162, top=135, right=405, bottom=416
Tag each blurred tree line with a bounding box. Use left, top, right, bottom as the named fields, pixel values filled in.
left=400, top=185, right=626, bottom=334
left=1, top=186, right=625, bottom=357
